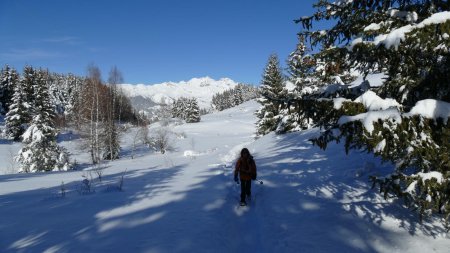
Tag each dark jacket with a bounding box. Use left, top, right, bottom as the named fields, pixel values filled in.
left=234, top=156, right=257, bottom=180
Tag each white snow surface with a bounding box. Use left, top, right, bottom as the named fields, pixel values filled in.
left=416, top=171, right=445, bottom=184
left=1, top=100, right=449, bottom=252
left=354, top=90, right=401, bottom=111
left=406, top=99, right=450, bottom=124
left=284, top=80, right=296, bottom=92
left=349, top=73, right=387, bottom=88
left=333, top=97, right=351, bottom=109
left=364, top=23, right=382, bottom=31
left=338, top=108, right=402, bottom=133
left=119, top=76, right=239, bottom=108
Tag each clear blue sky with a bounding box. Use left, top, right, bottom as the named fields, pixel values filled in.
left=0, top=0, right=318, bottom=85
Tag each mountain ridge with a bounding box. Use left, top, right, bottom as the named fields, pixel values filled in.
left=120, top=76, right=240, bottom=109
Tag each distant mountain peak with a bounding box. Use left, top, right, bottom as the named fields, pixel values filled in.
left=120, top=77, right=240, bottom=113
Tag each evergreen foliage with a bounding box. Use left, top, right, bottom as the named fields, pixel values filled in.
left=5, top=67, right=34, bottom=141
left=291, top=0, right=450, bottom=225
left=172, top=97, right=201, bottom=123
left=296, top=0, right=450, bottom=106
left=211, top=83, right=259, bottom=111
left=185, top=98, right=201, bottom=123
left=256, top=54, right=286, bottom=135
left=16, top=69, right=70, bottom=172
left=2, top=63, right=139, bottom=170
left=0, top=65, right=19, bottom=114
left=276, top=35, right=328, bottom=134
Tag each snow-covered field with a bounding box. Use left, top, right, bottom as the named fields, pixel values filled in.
left=0, top=100, right=449, bottom=253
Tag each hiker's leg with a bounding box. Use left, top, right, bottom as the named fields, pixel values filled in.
left=240, top=180, right=246, bottom=202
left=245, top=180, right=251, bottom=197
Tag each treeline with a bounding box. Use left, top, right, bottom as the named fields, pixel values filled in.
left=0, top=64, right=141, bottom=171
left=257, top=1, right=450, bottom=226
left=211, top=83, right=258, bottom=111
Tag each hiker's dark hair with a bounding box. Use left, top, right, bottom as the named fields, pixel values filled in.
left=241, top=148, right=250, bottom=157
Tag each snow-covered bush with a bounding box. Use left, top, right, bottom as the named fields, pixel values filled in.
left=78, top=172, right=95, bottom=195
left=131, top=125, right=150, bottom=159
left=92, top=163, right=105, bottom=182
left=150, top=127, right=174, bottom=154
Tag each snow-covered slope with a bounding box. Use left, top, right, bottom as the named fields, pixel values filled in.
left=0, top=100, right=449, bottom=252
left=120, top=76, right=239, bottom=110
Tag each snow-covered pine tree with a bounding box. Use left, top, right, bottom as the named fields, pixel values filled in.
left=277, top=35, right=323, bottom=134
left=5, top=75, right=32, bottom=141
left=256, top=54, right=285, bottom=135
left=211, top=93, right=223, bottom=111
left=275, top=84, right=301, bottom=134
left=298, top=0, right=450, bottom=224
left=5, top=66, right=38, bottom=141
left=21, top=66, right=37, bottom=108
left=17, top=69, right=70, bottom=172
left=172, top=97, right=189, bottom=120
left=186, top=98, right=201, bottom=123
left=171, top=98, right=182, bottom=119
left=233, top=85, right=244, bottom=106
left=212, top=84, right=258, bottom=111
left=240, top=84, right=259, bottom=102
left=0, top=65, right=19, bottom=114
left=64, top=74, right=85, bottom=129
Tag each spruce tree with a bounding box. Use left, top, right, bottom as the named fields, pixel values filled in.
left=276, top=35, right=322, bottom=134
left=21, top=66, right=36, bottom=106
left=17, top=69, right=70, bottom=172
left=0, top=65, right=19, bottom=114
left=256, top=54, right=285, bottom=135
left=5, top=66, right=36, bottom=141
left=186, top=98, right=201, bottom=123
left=5, top=77, right=32, bottom=141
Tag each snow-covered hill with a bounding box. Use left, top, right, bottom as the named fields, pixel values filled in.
left=0, top=100, right=449, bottom=252
left=120, top=77, right=239, bottom=115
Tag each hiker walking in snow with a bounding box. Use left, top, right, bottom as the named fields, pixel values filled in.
left=234, top=148, right=257, bottom=206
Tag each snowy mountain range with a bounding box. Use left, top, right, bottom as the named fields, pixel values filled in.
left=119, top=77, right=240, bottom=115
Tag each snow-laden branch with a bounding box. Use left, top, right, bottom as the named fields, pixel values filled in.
left=351, top=11, right=450, bottom=50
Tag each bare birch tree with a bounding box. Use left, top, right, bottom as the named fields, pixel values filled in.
left=83, top=64, right=103, bottom=164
